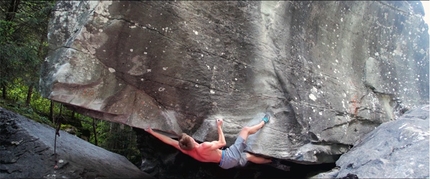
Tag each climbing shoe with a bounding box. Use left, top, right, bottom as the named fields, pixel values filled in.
left=262, top=113, right=270, bottom=124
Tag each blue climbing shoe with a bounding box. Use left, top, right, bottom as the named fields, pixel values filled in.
left=262, top=113, right=270, bottom=124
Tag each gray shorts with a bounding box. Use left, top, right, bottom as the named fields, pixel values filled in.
left=219, top=136, right=248, bottom=169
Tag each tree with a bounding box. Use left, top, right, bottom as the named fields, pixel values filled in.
left=0, top=0, right=54, bottom=100
left=0, top=0, right=21, bottom=99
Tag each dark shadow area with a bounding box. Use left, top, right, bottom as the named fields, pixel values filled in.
left=135, top=128, right=337, bottom=179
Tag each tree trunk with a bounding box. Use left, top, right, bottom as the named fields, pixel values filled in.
left=5, top=0, right=20, bottom=22
left=25, top=84, right=33, bottom=106
left=92, top=118, right=98, bottom=146
left=59, top=104, right=63, bottom=116
left=1, top=84, right=6, bottom=99
left=24, top=26, right=46, bottom=107
left=109, top=122, right=114, bottom=149
left=50, top=100, right=54, bottom=123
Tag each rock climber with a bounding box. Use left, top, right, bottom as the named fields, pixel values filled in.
left=145, top=113, right=286, bottom=169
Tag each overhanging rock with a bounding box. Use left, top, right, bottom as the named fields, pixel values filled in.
left=39, top=1, right=429, bottom=164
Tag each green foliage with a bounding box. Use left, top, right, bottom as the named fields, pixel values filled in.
left=0, top=81, right=52, bottom=125
left=0, top=0, right=53, bottom=90
left=0, top=20, right=15, bottom=42
left=0, top=44, right=37, bottom=87
left=96, top=121, right=142, bottom=165
left=0, top=98, right=52, bottom=126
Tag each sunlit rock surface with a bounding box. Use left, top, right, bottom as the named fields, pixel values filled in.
left=40, top=1, right=429, bottom=164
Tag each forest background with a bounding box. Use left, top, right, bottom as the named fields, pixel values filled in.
left=0, top=0, right=142, bottom=166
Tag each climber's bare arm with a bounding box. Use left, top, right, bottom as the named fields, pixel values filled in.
left=202, top=119, right=226, bottom=150
left=145, top=128, right=188, bottom=153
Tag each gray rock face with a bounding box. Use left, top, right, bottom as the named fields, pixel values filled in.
left=39, top=1, right=429, bottom=164
left=0, top=108, right=151, bottom=179
left=334, top=105, right=429, bottom=178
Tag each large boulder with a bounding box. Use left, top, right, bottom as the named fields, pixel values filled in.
left=311, top=105, right=429, bottom=178
left=39, top=1, right=429, bottom=164
left=0, top=108, right=151, bottom=179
